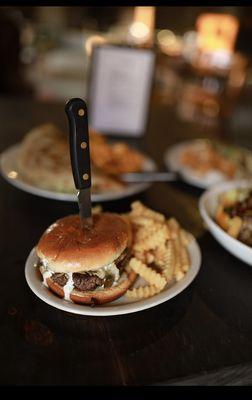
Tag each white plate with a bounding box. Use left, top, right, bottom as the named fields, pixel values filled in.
left=199, top=179, right=252, bottom=266
left=0, top=144, right=156, bottom=202
left=164, top=140, right=229, bottom=189
left=25, top=239, right=201, bottom=316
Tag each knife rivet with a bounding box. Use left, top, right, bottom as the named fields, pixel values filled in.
left=83, top=173, right=89, bottom=180
left=81, top=141, right=87, bottom=149
left=78, top=109, right=85, bottom=116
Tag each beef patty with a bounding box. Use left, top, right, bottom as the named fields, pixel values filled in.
left=50, top=247, right=130, bottom=291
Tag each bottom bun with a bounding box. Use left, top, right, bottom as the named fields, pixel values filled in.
left=42, top=269, right=137, bottom=305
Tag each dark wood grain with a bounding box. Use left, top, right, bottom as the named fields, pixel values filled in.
left=160, top=362, right=252, bottom=385
left=1, top=94, right=252, bottom=385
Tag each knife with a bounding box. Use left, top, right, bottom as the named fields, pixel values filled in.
left=65, top=98, right=93, bottom=230
left=118, top=171, right=178, bottom=183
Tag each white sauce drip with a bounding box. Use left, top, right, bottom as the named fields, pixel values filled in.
left=105, top=263, right=120, bottom=285
left=41, top=259, right=49, bottom=268
left=40, top=261, right=120, bottom=297
left=42, top=270, right=53, bottom=287
left=63, top=272, right=74, bottom=301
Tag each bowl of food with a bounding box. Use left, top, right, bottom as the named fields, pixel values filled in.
left=25, top=202, right=201, bottom=316
left=199, top=179, right=252, bottom=266
left=164, top=139, right=252, bottom=189
left=0, top=123, right=156, bottom=201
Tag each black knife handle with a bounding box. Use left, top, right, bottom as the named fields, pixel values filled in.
left=65, top=98, right=91, bottom=190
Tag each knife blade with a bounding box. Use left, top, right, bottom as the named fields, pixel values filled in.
left=65, top=98, right=92, bottom=230
left=118, top=171, right=178, bottom=183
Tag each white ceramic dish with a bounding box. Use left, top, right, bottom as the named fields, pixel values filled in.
left=199, top=179, right=252, bottom=266
left=0, top=144, right=156, bottom=202
left=164, top=140, right=229, bottom=189
left=25, top=239, right=201, bottom=316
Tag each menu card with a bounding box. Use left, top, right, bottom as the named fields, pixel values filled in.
left=88, top=44, right=155, bottom=136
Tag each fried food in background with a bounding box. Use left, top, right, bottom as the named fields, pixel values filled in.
left=180, top=139, right=252, bottom=179
left=215, top=188, right=252, bottom=247
left=90, top=135, right=144, bottom=175
left=17, top=123, right=145, bottom=193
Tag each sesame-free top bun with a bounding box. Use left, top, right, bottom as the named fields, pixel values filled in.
left=36, top=213, right=132, bottom=273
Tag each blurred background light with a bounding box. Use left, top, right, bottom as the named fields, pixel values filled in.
left=128, top=6, right=155, bottom=46
left=85, top=35, right=107, bottom=57
left=196, top=13, right=239, bottom=53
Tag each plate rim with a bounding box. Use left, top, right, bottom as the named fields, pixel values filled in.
left=24, top=239, right=202, bottom=316
left=0, top=144, right=157, bottom=202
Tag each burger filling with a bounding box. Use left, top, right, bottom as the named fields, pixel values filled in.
left=39, top=247, right=130, bottom=295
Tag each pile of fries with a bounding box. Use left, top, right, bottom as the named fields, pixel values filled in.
left=125, top=202, right=192, bottom=299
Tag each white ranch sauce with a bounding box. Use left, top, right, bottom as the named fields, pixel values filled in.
left=63, top=272, right=74, bottom=301
left=42, top=270, right=53, bottom=287
left=40, top=261, right=120, bottom=296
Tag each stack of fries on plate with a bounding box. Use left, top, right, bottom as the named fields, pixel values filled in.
left=124, top=201, right=192, bottom=299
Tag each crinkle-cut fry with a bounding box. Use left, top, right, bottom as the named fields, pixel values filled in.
left=133, top=231, right=168, bottom=252
left=134, top=250, right=155, bottom=265
left=133, top=223, right=169, bottom=253
left=146, top=252, right=155, bottom=264
left=134, top=250, right=147, bottom=263
left=173, top=237, right=182, bottom=274
left=135, top=222, right=169, bottom=238
left=162, top=241, right=175, bottom=282
left=167, top=218, right=180, bottom=238
left=131, top=200, right=142, bottom=209
left=129, top=258, right=167, bottom=289
left=175, top=270, right=185, bottom=281
left=92, top=205, right=102, bottom=214
left=227, top=216, right=243, bottom=238
left=130, top=201, right=165, bottom=222
left=126, top=285, right=161, bottom=299
left=133, top=224, right=158, bottom=241
left=179, top=229, right=192, bottom=246
left=180, top=245, right=190, bottom=272
left=153, top=245, right=167, bottom=267
left=168, top=217, right=180, bottom=229
left=129, top=216, right=155, bottom=227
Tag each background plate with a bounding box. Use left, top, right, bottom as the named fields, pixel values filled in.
left=0, top=144, right=157, bottom=202
left=199, top=179, right=252, bottom=266
left=25, top=238, right=201, bottom=316
left=164, top=140, right=228, bottom=189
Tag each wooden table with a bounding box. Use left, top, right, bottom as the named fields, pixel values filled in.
left=1, top=95, right=252, bottom=385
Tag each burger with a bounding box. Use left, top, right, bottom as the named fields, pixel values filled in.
left=36, top=212, right=137, bottom=305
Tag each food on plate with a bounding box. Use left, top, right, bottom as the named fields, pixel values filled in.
left=125, top=202, right=192, bottom=299
left=36, top=210, right=136, bottom=305
left=89, top=130, right=144, bottom=175
left=180, top=139, right=252, bottom=180
left=34, top=202, right=193, bottom=305
left=17, top=123, right=145, bottom=194
left=215, top=187, right=252, bottom=246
